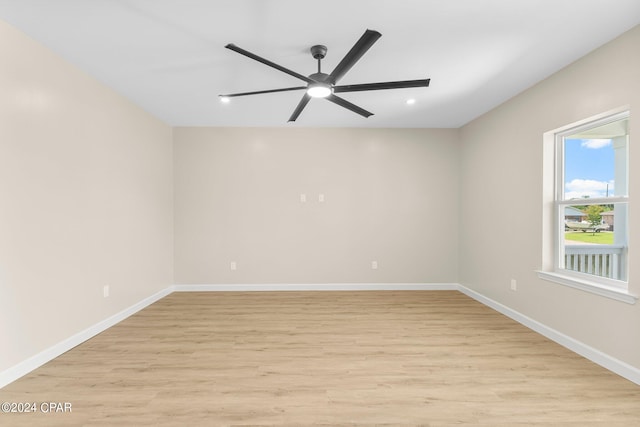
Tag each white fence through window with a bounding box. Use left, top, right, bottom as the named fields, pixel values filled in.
left=564, top=245, right=625, bottom=280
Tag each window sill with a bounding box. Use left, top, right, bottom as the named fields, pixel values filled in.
left=536, top=271, right=637, bottom=304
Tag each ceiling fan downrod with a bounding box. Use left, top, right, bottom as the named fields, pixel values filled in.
left=310, top=44, right=327, bottom=74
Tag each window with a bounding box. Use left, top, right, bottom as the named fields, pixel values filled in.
left=539, top=110, right=635, bottom=303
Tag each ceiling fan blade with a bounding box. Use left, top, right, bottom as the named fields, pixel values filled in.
left=329, top=29, right=382, bottom=84
left=334, top=78, right=430, bottom=93
left=326, top=94, right=373, bottom=118
left=288, top=93, right=312, bottom=122
left=226, top=44, right=314, bottom=84
left=220, top=86, right=306, bottom=98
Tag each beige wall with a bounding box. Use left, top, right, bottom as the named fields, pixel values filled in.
left=459, top=25, right=640, bottom=369
left=174, top=127, right=459, bottom=284
left=0, top=21, right=174, bottom=372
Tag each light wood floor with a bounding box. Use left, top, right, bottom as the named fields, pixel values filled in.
left=1, top=291, right=639, bottom=426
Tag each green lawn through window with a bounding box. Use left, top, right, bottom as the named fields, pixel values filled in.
left=565, top=231, right=614, bottom=245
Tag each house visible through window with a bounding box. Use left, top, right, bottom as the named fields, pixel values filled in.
left=555, top=111, right=629, bottom=288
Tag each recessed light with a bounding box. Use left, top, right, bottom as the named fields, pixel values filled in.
left=406, top=99, right=416, bottom=105
left=220, top=96, right=231, bottom=103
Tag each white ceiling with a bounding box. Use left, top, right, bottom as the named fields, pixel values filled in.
left=1, top=0, right=639, bottom=128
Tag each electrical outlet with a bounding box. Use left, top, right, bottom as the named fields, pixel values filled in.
left=230, top=261, right=237, bottom=271
left=103, top=285, right=110, bottom=298
left=300, top=193, right=307, bottom=203
left=371, top=261, right=378, bottom=270
left=510, top=279, right=517, bottom=291
left=318, top=193, right=325, bottom=202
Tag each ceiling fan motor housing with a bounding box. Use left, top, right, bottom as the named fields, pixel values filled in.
left=309, top=72, right=331, bottom=83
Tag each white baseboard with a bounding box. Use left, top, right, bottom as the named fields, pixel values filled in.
left=173, top=283, right=458, bottom=292
left=0, top=286, right=173, bottom=389
left=3, top=282, right=639, bottom=389
left=457, top=284, right=640, bottom=386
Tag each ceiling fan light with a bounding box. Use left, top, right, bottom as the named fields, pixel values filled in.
left=307, top=84, right=331, bottom=98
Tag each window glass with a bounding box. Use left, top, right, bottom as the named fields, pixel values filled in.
left=563, top=138, right=615, bottom=199
left=562, top=203, right=627, bottom=281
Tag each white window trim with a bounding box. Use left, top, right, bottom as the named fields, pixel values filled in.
left=536, top=271, right=637, bottom=304
left=541, top=108, right=636, bottom=304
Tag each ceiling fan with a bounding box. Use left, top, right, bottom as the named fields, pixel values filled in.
left=219, top=29, right=430, bottom=122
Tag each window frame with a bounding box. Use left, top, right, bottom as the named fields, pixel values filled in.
left=538, top=109, right=637, bottom=304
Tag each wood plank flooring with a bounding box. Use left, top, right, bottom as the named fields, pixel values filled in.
left=1, top=291, right=639, bottom=426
